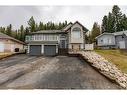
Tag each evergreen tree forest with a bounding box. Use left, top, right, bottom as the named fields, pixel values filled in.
left=89, top=5, right=127, bottom=43
left=101, top=5, right=127, bottom=33
left=0, top=16, right=68, bottom=42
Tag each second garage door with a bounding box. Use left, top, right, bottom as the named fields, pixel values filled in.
left=44, top=45, right=56, bottom=56
left=29, top=45, right=41, bottom=56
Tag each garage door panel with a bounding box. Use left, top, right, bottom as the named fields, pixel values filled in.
left=29, top=45, right=41, bottom=55
left=44, top=45, right=56, bottom=56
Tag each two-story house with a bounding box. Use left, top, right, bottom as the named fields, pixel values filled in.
left=25, top=21, right=88, bottom=56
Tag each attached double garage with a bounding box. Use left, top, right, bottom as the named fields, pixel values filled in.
left=28, top=44, right=58, bottom=56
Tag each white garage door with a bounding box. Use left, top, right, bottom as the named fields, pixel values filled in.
left=0, top=42, right=4, bottom=52
left=119, top=41, right=125, bottom=49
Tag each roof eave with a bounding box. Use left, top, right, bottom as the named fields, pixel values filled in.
left=95, top=33, right=114, bottom=39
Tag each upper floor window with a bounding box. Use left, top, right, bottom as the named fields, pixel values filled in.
left=25, top=36, right=30, bottom=41
left=26, top=34, right=58, bottom=41
left=72, top=27, right=81, bottom=38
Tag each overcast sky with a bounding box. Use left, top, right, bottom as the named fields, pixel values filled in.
left=0, top=6, right=127, bottom=30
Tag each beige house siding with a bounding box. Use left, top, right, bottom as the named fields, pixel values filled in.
left=68, top=23, right=85, bottom=50
left=70, top=23, right=84, bottom=43
left=71, top=43, right=81, bottom=50
left=0, top=38, right=24, bottom=52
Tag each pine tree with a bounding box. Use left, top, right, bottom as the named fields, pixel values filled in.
left=0, top=27, right=6, bottom=33
left=101, top=15, right=108, bottom=33
left=25, top=27, right=29, bottom=35
left=15, top=30, right=19, bottom=39
left=90, top=22, right=101, bottom=43
left=19, top=25, right=24, bottom=41
left=107, top=12, right=115, bottom=33
left=112, top=5, right=123, bottom=32
left=121, top=14, right=127, bottom=31
left=39, top=22, right=44, bottom=30
left=6, top=24, right=12, bottom=36
left=35, top=23, right=39, bottom=31
left=28, top=16, right=36, bottom=32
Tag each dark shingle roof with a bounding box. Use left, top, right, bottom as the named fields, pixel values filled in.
left=63, top=21, right=89, bottom=32
left=62, top=22, right=73, bottom=31
left=29, top=30, right=66, bottom=34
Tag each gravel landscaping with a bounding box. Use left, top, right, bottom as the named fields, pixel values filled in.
left=72, top=51, right=127, bottom=89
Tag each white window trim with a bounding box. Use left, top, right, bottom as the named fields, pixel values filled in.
left=29, top=34, right=59, bottom=41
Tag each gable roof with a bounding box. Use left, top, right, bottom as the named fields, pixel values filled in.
left=95, top=33, right=114, bottom=39
left=113, top=30, right=127, bottom=36
left=72, top=21, right=89, bottom=32
left=96, top=30, right=127, bottom=39
left=29, top=30, right=66, bottom=34
left=63, top=21, right=89, bottom=32
left=0, top=32, right=25, bottom=45
left=62, top=22, right=73, bottom=31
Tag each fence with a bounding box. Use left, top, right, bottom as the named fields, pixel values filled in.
left=85, top=44, right=94, bottom=50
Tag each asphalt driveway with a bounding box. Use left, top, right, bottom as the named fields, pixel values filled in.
left=0, top=54, right=121, bottom=89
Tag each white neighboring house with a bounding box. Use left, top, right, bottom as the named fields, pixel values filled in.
left=96, top=31, right=127, bottom=49
left=25, top=21, right=89, bottom=56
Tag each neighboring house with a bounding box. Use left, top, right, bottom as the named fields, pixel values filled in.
left=96, top=31, right=127, bottom=49
left=25, top=21, right=88, bottom=56
left=0, top=32, right=25, bottom=53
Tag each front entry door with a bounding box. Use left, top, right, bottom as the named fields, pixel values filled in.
left=60, top=40, right=66, bottom=48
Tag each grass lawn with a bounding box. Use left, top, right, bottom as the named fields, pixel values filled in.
left=0, top=52, right=13, bottom=59
left=95, top=50, right=127, bottom=74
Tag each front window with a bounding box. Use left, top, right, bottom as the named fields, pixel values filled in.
left=108, top=38, right=111, bottom=44
left=26, top=34, right=58, bottom=41
left=101, top=39, right=103, bottom=42
left=72, top=27, right=81, bottom=38
left=25, top=36, right=30, bottom=41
